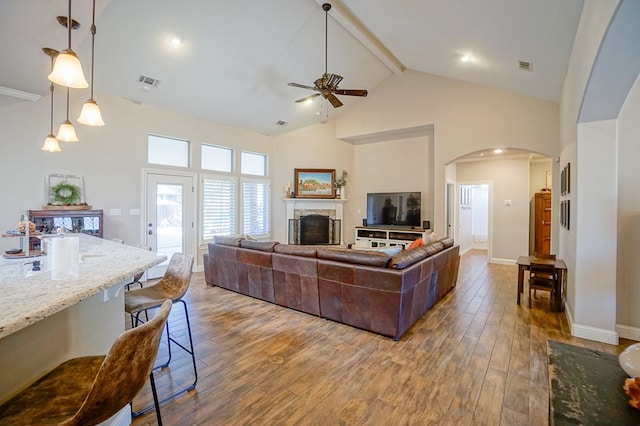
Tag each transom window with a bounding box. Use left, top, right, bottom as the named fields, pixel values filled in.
left=148, top=134, right=189, bottom=167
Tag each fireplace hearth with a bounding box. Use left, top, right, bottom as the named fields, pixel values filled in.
left=289, top=214, right=341, bottom=245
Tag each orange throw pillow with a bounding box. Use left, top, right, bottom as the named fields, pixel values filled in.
left=407, top=237, right=423, bottom=250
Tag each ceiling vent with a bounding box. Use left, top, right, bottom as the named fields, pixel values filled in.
left=276, top=120, right=288, bottom=127
left=138, top=74, right=161, bottom=88
left=518, top=60, right=533, bottom=72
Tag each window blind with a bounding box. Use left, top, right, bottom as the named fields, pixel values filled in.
left=202, top=176, right=237, bottom=240
left=242, top=179, right=270, bottom=236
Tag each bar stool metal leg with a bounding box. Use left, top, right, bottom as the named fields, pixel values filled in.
left=131, top=299, right=198, bottom=417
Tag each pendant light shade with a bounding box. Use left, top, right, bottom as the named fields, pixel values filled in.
left=57, top=87, right=79, bottom=142
left=57, top=120, right=79, bottom=142
left=42, top=135, right=62, bottom=152
left=78, top=99, right=104, bottom=126
left=48, top=0, right=88, bottom=89
left=78, top=0, right=104, bottom=126
left=48, top=49, right=88, bottom=89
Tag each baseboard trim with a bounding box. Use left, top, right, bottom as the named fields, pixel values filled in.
left=616, top=324, right=640, bottom=342
left=571, top=321, right=619, bottom=345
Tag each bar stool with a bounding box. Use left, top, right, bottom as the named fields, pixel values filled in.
left=0, top=300, right=172, bottom=425
left=125, top=252, right=197, bottom=417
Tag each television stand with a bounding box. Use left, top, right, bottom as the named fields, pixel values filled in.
left=354, top=226, right=429, bottom=249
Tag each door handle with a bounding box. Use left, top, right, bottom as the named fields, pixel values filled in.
left=148, top=230, right=153, bottom=235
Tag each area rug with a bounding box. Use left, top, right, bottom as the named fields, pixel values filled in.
left=548, top=340, right=640, bottom=425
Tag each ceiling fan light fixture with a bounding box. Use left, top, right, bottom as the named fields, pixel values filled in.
left=287, top=2, right=367, bottom=109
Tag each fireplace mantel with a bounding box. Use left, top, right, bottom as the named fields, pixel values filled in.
left=284, top=198, right=346, bottom=244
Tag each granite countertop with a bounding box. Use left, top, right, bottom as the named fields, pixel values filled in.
left=0, top=234, right=166, bottom=339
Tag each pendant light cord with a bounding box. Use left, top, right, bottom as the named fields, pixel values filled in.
left=66, top=0, right=72, bottom=49
left=89, top=0, right=96, bottom=98
left=66, top=87, right=70, bottom=120
left=50, top=83, right=55, bottom=133
left=324, top=7, right=328, bottom=75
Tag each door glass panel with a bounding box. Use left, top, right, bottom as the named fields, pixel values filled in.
left=156, top=183, right=183, bottom=266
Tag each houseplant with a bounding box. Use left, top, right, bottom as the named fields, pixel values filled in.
left=335, top=170, right=348, bottom=199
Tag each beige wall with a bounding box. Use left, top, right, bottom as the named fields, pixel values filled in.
left=271, top=121, right=354, bottom=244
left=0, top=91, right=273, bottom=267
left=335, top=69, right=560, bottom=237
left=456, top=158, right=530, bottom=262
left=617, top=74, right=640, bottom=337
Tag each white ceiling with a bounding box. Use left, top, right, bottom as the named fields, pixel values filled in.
left=0, top=0, right=584, bottom=136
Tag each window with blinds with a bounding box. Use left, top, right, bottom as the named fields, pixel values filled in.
left=202, top=176, right=237, bottom=240
left=242, top=179, right=270, bottom=236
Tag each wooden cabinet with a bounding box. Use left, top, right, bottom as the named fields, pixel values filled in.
left=532, top=193, right=551, bottom=255
left=29, top=209, right=103, bottom=239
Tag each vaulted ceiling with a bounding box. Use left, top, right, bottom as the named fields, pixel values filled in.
left=0, top=0, right=584, bottom=136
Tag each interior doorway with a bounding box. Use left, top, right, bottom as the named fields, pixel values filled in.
left=458, top=183, right=490, bottom=256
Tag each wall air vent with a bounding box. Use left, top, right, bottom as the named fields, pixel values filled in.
left=276, top=120, right=288, bottom=127
left=138, top=74, right=161, bottom=88
left=518, top=60, right=533, bottom=71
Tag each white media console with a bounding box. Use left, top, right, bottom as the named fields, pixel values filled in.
left=354, top=226, right=430, bottom=249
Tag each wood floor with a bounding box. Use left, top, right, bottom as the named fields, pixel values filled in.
left=130, top=249, right=631, bottom=425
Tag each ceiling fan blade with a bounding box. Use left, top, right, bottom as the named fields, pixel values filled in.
left=327, top=93, right=343, bottom=108
left=288, top=82, right=317, bottom=91
left=327, top=74, right=343, bottom=87
left=295, top=93, right=321, bottom=103
left=334, top=89, right=368, bottom=97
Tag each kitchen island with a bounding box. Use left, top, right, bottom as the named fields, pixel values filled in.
left=0, top=234, right=166, bottom=423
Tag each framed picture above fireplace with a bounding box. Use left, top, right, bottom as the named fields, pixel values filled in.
left=294, top=168, right=336, bottom=199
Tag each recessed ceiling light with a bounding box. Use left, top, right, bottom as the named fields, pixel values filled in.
left=460, top=55, right=471, bottom=63
left=494, top=149, right=504, bottom=154
left=168, top=34, right=183, bottom=47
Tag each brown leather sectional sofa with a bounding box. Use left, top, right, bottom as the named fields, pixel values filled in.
left=204, top=236, right=460, bottom=340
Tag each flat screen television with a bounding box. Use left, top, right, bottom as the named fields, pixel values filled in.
left=366, top=192, right=421, bottom=227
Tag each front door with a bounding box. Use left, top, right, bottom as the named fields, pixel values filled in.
left=144, top=172, right=195, bottom=279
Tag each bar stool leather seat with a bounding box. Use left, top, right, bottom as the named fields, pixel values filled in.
left=0, top=300, right=172, bottom=425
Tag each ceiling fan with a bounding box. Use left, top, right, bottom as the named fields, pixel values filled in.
left=288, top=3, right=367, bottom=108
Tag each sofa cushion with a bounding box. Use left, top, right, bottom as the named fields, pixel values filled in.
left=213, top=235, right=244, bottom=247
left=273, top=244, right=318, bottom=257
left=423, top=240, right=444, bottom=256
left=239, top=240, right=279, bottom=252
left=388, top=246, right=431, bottom=269
left=317, top=248, right=391, bottom=268
left=406, top=237, right=423, bottom=250
left=440, top=237, right=454, bottom=248
left=351, top=245, right=402, bottom=256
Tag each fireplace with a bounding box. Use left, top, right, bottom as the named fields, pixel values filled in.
left=284, top=198, right=345, bottom=245
left=288, top=215, right=341, bottom=245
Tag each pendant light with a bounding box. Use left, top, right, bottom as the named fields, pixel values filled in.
left=42, top=48, right=62, bottom=152
left=48, top=0, right=88, bottom=89
left=78, top=0, right=104, bottom=126
left=57, top=88, right=79, bottom=142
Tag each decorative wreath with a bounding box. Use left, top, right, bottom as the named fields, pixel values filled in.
left=50, top=182, right=81, bottom=204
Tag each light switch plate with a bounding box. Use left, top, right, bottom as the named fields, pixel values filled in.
left=130, top=208, right=141, bottom=216
left=109, top=208, right=122, bottom=216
